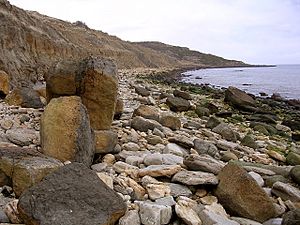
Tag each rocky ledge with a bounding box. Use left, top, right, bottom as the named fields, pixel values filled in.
left=0, top=65, right=300, bottom=225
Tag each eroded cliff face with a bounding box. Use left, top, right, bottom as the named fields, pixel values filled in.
left=0, top=0, right=248, bottom=87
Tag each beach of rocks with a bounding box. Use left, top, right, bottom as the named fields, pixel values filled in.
left=0, top=63, right=300, bottom=225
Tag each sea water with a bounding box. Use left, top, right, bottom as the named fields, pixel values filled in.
left=182, top=64, right=300, bottom=100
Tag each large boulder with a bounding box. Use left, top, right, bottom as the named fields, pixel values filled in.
left=166, top=96, right=191, bottom=112
left=0, top=70, right=9, bottom=98
left=215, top=164, right=277, bottom=223
left=131, top=116, right=163, bottom=132
left=46, top=57, right=118, bottom=130
left=94, top=130, right=118, bottom=154
left=159, top=114, right=181, bottom=130
left=18, top=163, right=126, bottom=225
left=225, top=86, right=256, bottom=109
left=40, top=96, right=94, bottom=166
left=282, top=209, right=300, bottom=225
left=5, top=88, right=43, bottom=108
left=132, top=105, right=160, bottom=121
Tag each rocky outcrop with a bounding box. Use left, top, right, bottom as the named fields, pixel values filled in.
left=40, top=96, right=94, bottom=166
left=18, top=163, right=127, bottom=225
left=46, top=57, right=118, bottom=130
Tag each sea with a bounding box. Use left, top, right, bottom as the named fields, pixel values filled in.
left=181, top=64, right=300, bottom=100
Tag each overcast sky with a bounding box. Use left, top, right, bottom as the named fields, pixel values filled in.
left=10, top=0, right=300, bottom=64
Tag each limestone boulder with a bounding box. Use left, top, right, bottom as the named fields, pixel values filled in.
left=40, top=96, right=94, bottom=166
left=0, top=70, right=9, bottom=98
left=18, top=163, right=126, bottom=225
left=215, top=164, right=277, bottom=223
left=5, top=88, right=43, bottom=109
left=46, top=57, right=118, bottom=130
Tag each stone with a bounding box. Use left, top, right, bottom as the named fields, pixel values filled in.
left=290, top=166, right=300, bottom=185
left=114, top=98, right=124, bottom=119
left=113, top=162, right=139, bottom=177
left=12, top=156, right=63, bottom=197
left=123, top=176, right=146, bottom=200
left=96, top=172, right=113, bottom=189
left=40, top=96, right=94, bottom=166
left=133, top=105, right=160, bottom=121
left=215, top=164, right=277, bottom=223
left=221, top=151, right=238, bottom=162
left=241, top=134, right=258, bottom=149
left=0, top=71, right=9, bottom=97
left=175, top=200, right=202, bottom=225
left=131, top=116, right=163, bottom=132
left=5, top=88, right=43, bottom=109
left=94, top=130, right=118, bottom=154
left=193, top=139, right=218, bottom=157
left=119, top=210, right=141, bottom=225
left=168, top=136, right=194, bottom=149
left=0, top=170, right=9, bottom=187
left=286, top=152, right=300, bottom=166
left=281, top=209, right=300, bottom=225
left=163, top=143, right=187, bottom=157
left=138, top=165, right=181, bottom=177
left=248, top=171, right=264, bottom=187
left=0, top=120, right=13, bottom=131
left=271, top=181, right=300, bottom=202
left=18, top=163, right=126, bottom=225
left=172, top=170, right=218, bottom=185
left=145, top=183, right=171, bottom=200
left=146, top=135, right=163, bottom=145
left=166, top=96, right=191, bottom=112
left=136, top=201, right=172, bottom=225
left=231, top=217, right=262, bottom=225
left=46, top=57, right=118, bottom=130
left=144, top=153, right=163, bottom=166
left=155, top=196, right=176, bottom=206
left=199, top=208, right=239, bottom=225
left=166, top=183, right=192, bottom=197
left=184, top=154, right=225, bottom=175
left=263, top=218, right=282, bottom=225
left=0, top=209, right=10, bottom=223
left=135, top=86, right=150, bottom=97
left=225, top=86, right=256, bottom=109
left=6, top=129, right=38, bottom=147
left=159, top=114, right=181, bottom=130
left=123, top=142, right=140, bottom=152
left=173, top=90, right=192, bottom=100
left=267, top=150, right=286, bottom=162
left=206, top=116, right=221, bottom=129
left=212, top=123, right=237, bottom=142
left=199, top=196, right=218, bottom=205
left=3, top=200, right=23, bottom=224
left=195, top=106, right=210, bottom=117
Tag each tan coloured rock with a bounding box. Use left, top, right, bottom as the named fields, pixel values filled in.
left=40, top=96, right=94, bottom=166
left=0, top=70, right=9, bottom=97
left=5, top=88, right=43, bottom=109
left=114, top=98, right=124, bottom=119
left=159, top=114, right=181, bottom=130
left=46, top=57, right=118, bottom=130
left=132, top=104, right=160, bottom=121
left=94, top=130, right=118, bottom=154
left=138, top=165, right=181, bottom=178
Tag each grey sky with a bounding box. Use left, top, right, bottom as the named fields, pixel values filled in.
left=9, top=0, right=300, bottom=64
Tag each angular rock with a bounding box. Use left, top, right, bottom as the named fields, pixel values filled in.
left=231, top=217, right=262, bottom=225
left=18, top=163, right=126, bottom=225
left=206, top=116, right=221, bottom=129
left=46, top=57, right=118, bottom=130
left=5, top=88, right=43, bottom=109
left=135, top=86, right=150, bottom=97
left=136, top=201, right=172, bottom=225
left=133, top=105, right=160, bottom=121
left=166, top=183, right=192, bottom=197
left=166, top=96, right=191, bottom=112
left=215, top=164, right=277, bottom=223
left=290, top=165, right=300, bottom=185
left=212, top=123, right=237, bottom=142
left=94, top=130, right=117, bottom=154
left=184, top=154, right=225, bottom=175
left=155, top=196, right=176, bottom=206
left=145, top=183, right=171, bottom=200
left=168, top=136, right=194, bottom=149
left=225, top=86, right=256, bottom=109
left=6, top=129, right=38, bottom=147
left=119, top=210, right=141, bottom=225
left=163, top=143, right=187, bottom=157
left=286, top=152, right=300, bottom=166
left=131, top=116, right=163, bottom=132
left=195, top=106, right=210, bottom=117
left=281, top=209, right=300, bottom=225
left=4, top=200, right=23, bottom=224
left=173, top=90, right=192, bottom=100
left=172, top=170, right=218, bottom=185
left=122, top=142, right=140, bottom=152
left=159, top=114, right=181, bottom=130
left=271, top=181, right=300, bottom=202
left=194, top=139, right=218, bottom=157
left=40, top=96, right=94, bottom=166
left=139, top=165, right=181, bottom=178
left=175, top=201, right=202, bottom=225
left=0, top=70, right=9, bottom=98
left=199, top=208, right=239, bottom=225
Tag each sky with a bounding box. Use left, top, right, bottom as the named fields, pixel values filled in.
left=9, top=0, right=300, bottom=65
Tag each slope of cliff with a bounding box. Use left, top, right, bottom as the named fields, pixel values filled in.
left=0, top=0, right=248, bottom=86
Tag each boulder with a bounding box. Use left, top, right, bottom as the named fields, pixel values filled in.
left=134, top=86, right=150, bottom=97
left=0, top=70, right=9, bottom=98
left=131, top=116, right=163, bottom=132
left=282, top=209, right=300, bottom=225
left=133, top=105, right=160, bottom=121
left=46, top=57, right=118, bottom=130
left=286, top=152, right=300, bottom=166
left=5, top=88, right=43, bottom=109
left=114, top=98, right=124, bottom=120
left=5, top=128, right=38, bottom=147
left=212, top=123, right=238, bottom=142
left=173, top=90, right=192, bottom=100
left=138, top=165, right=181, bottom=177
left=166, top=96, right=191, bottom=112
left=194, top=139, right=218, bottom=157
left=206, top=116, right=221, bottom=129
left=159, top=114, right=181, bottom=130
left=18, top=163, right=126, bottom=225
left=290, top=166, right=300, bottom=185
left=225, top=86, right=256, bottom=109
left=271, top=181, right=300, bottom=202
left=40, top=96, right=94, bottom=166
left=172, top=170, right=218, bottom=186
left=215, top=164, right=277, bottom=223
left=241, top=134, right=258, bottom=149
left=195, top=106, right=210, bottom=117
left=119, top=210, right=140, bottom=225
left=94, top=130, right=117, bottom=154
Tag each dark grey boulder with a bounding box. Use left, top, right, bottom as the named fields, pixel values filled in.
left=166, top=96, right=191, bottom=112
left=18, top=163, right=126, bottom=225
left=282, top=209, right=300, bottom=225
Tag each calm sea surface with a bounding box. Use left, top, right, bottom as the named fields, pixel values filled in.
left=182, top=64, right=300, bottom=100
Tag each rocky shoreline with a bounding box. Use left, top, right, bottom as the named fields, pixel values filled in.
left=0, top=65, right=300, bottom=225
